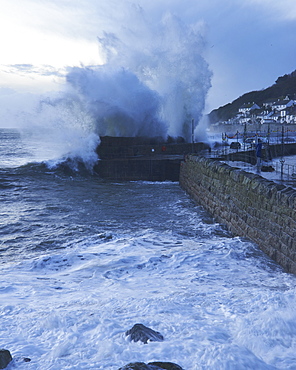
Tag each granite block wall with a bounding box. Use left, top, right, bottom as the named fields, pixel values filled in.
left=179, top=155, right=296, bottom=274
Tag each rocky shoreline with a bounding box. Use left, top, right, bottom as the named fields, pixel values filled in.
left=0, top=324, right=184, bottom=370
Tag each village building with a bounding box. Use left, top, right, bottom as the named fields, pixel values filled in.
left=238, top=102, right=260, bottom=114
left=220, top=97, right=296, bottom=126
left=272, top=99, right=295, bottom=111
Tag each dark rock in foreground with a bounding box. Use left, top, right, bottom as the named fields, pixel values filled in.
left=149, top=362, right=183, bottom=370
left=118, top=361, right=183, bottom=370
left=0, top=349, right=12, bottom=369
left=119, top=363, right=149, bottom=370
left=125, top=324, right=164, bottom=344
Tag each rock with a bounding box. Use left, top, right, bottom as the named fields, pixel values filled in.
left=148, top=362, right=183, bottom=370
left=125, top=324, right=164, bottom=344
left=118, top=362, right=184, bottom=370
left=118, top=362, right=151, bottom=370
left=0, top=349, right=12, bottom=369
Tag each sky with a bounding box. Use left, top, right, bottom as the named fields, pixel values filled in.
left=0, top=0, right=296, bottom=114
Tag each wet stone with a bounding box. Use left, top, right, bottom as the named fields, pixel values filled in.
left=118, top=363, right=150, bottom=370
left=0, top=349, right=12, bottom=369
left=118, top=362, right=184, bottom=370
left=148, top=362, right=184, bottom=370
left=125, top=324, right=164, bottom=344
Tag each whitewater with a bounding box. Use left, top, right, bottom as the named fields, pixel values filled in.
left=1, top=128, right=296, bottom=370
left=1, top=2, right=296, bottom=368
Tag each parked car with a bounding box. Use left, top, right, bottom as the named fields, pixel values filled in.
left=244, top=138, right=255, bottom=144
left=243, top=137, right=256, bottom=148
left=230, top=141, right=241, bottom=149
left=284, top=137, right=295, bottom=142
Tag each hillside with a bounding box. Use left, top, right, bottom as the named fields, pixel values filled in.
left=208, top=70, right=296, bottom=124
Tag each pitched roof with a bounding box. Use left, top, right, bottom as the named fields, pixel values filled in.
left=273, top=99, right=293, bottom=106
left=240, top=102, right=256, bottom=108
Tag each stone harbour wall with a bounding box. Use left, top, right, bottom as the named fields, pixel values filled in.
left=179, top=155, right=296, bottom=274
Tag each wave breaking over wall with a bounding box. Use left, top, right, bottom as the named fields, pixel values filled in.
left=1, top=4, right=212, bottom=171
left=65, top=7, right=212, bottom=141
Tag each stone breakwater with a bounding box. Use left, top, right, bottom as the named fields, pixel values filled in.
left=179, top=155, right=296, bottom=274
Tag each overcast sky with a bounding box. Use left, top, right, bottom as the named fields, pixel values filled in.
left=1, top=0, right=296, bottom=113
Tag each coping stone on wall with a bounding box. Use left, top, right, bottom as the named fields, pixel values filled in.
left=180, top=155, right=296, bottom=274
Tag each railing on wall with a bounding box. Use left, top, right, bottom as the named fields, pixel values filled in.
left=274, top=161, right=296, bottom=180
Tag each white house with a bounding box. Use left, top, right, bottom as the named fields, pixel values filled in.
left=215, top=97, right=296, bottom=126
left=262, top=99, right=276, bottom=108
left=285, top=107, right=296, bottom=124
left=238, top=116, right=252, bottom=125
left=238, top=102, right=260, bottom=114
left=256, top=110, right=274, bottom=124
left=272, top=99, right=295, bottom=111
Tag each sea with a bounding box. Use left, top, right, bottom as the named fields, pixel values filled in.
left=1, top=127, right=296, bottom=370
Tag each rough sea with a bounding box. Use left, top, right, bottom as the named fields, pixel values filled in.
left=1, top=128, right=296, bottom=370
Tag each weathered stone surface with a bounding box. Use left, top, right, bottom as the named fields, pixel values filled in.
left=118, top=362, right=183, bottom=370
left=148, top=362, right=183, bottom=370
left=179, top=155, right=296, bottom=274
left=125, top=324, right=164, bottom=344
left=0, top=349, right=12, bottom=369
left=119, top=362, right=151, bottom=370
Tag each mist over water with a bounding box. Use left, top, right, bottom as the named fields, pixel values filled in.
left=1, top=94, right=101, bottom=171
left=2, top=4, right=296, bottom=369
left=66, top=67, right=166, bottom=138
left=66, top=9, right=212, bottom=141
left=0, top=3, right=212, bottom=170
